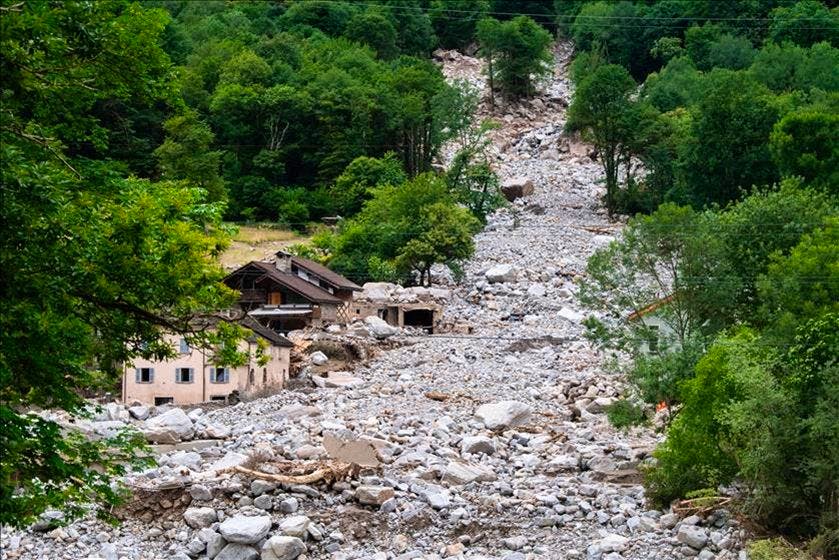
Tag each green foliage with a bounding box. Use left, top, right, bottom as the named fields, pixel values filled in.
left=446, top=120, right=504, bottom=222
left=568, top=64, right=666, bottom=216
left=717, top=180, right=836, bottom=321
left=478, top=16, right=553, bottom=99
left=750, top=41, right=839, bottom=93
left=605, top=399, right=647, bottom=429
left=770, top=111, right=839, bottom=190
left=768, top=1, right=839, bottom=48
left=748, top=539, right=811, bottom=560
left=0, top=0, right=241, bottom=525
left=629, top=336, right=708, bottom=407
left=430, top=0, right=490, bottom=50
left=578, top=203, right=734, bottom=354
left=324, top=173, right=477, bottom=284
left=332, top=152, right=408, bottom=216
left=680, top=70, right=780, bottom=207
left=155, top=110, right=225, bottom=201
left=345, top=10, right=399, bottom=60
left=758, top=219, right=839, bottom=337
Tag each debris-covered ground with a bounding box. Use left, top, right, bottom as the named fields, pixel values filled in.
left=1, top=45, right=749, bottom=560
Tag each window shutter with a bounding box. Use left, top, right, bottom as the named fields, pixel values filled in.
left=149, top=368, right=154, bottom=383
left=189, top=368, right=194, bottom=383
left=209, top=367, right=215, bottom=383
left=135, top=368, right=140, bottom=383
left=180, top=339, right=190, bottom=354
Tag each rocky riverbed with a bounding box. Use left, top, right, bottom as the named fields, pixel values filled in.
left=0, top=46, right=749, bottom=560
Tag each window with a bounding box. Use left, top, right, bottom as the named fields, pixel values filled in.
left=135, top=367, right=154, bottom=383
left=210, top=367, right=229, bottom=384
left=179, top=339, right=190, bottom=354
left=262, top=368, right=267, bottom=384
left=210, top=395, right=226, bottom=402
left=175, top=367, right=194, bottom=383
left=155, top=397, right=173, bottom=406
left=248, top=368, right=255, bottom=384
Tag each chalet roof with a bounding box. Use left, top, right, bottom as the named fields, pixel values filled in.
left=627, top=294, right=675, bottom=321
left=242, top=315, right=294, bottom=348
left=230, top=261, right=343, bottom=305
left=279, top=251, right=362, bottom=292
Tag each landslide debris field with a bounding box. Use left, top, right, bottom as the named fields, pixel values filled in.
left=2, top=45, right=747, bottom=560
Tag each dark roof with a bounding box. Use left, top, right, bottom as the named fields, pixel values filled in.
left=279, top=252, right=361, bottom=291
left=248, top=261, right=343, bottom=304
left=242, top=315, right=294, bottom=348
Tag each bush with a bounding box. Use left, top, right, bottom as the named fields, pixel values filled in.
left=605, top=399, right=647, bottom=429
left=748, top=539, right=811, bottom=560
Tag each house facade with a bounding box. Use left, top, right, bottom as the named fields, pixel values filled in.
left=122, top=320, right=293, bottom=406
left=224, top=252, right=361, bottom=333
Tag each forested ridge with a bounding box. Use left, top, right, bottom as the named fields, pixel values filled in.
left=1, top=0, right=837, bottom=557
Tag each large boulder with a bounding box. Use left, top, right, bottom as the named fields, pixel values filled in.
left=460, top=435, right=495, bottom=456
left=500, top=177, right=534, bottom=201
left=218, top=516, right=272, bottom=545
left=475, top=401, right=532, bottom=430
left=145, top=408, right=194, bottom=441
left=184, top=507, right=218, bottom=529
left=277, top=515, right=310, bottom=539
left=214, top=543, right=258, bottom=560
left=261, top=536, right=306, bottom=560
left=309, top=351, right=328, bottom=366
left=360, top=282, right=395, bottom=302
left=442, top=461, right=497, bottom=485
left=677, top=525, right=708, bottom=550
left=485, top=264, right=517, bottom=284
left=355, top=486, right=395, bottom=506
left=363, top=316, right=399, bottom=339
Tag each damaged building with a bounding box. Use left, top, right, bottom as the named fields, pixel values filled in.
left=223, top=251, right=361, bottom=333
left=350, top=282, right=449, bottom=333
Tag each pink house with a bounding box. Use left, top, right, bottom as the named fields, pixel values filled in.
left=122, top=319, right=293, bottom=406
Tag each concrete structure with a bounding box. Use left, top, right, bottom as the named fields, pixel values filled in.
left=224, top=253, right=361, bottom=333
left=122, top=320, right=292, bottom=406
left=349, top=282, right=448, bottom=334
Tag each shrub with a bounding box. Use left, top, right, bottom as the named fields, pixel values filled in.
left=605, top=399, right=647, bottom=429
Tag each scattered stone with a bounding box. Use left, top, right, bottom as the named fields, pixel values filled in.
left=677, top=525, right=709, bottom=550
left=356, top=486, right=395, bottom=506
left=460, top=435, right=495, bottom=455
left=183, top=507, right=217, bottom=529
left=474, top=401, right=532, bottom=430
left=261, top=536, right=306, bottom=560
left=218, top=516, right=272, bottom=545
left=500, top=177, right=534, bottom=201
left=214, top=543, right=258, bottom=560
left=485, top=264, right=517, bottom=284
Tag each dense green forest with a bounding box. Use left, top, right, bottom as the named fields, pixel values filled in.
left=1, top=0, right=837, bottom=555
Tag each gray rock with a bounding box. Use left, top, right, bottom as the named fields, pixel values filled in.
left=214, top=543, right=258, bottom=560
left=474, top=401, right=532, bottom=430
left=279, top=497, right=299, bottom=514
left=677, top=525, right=709, bottom=550
left=363, top=316, right=399, bottom=339
left=183, top=507, right=217, bottom=529
left=128, top=405, right=150, bottom=420
left=219, top=515, right=272, bottom=545
left=598, top=533, right=629, bottom=553
left=200, top=530, right=226, bottom=560
left=251, top=480, right=276, bottom=497
left=485, top=264, right=517, bottom=283
left=261, top=536, right=306, bottom=560
left=145, top=408, right=194, bottom=441
left=190, top=484, right=213, bottom=502
left=460, top=435, right=495, bottom=455
left=253, top=495, right=273, bottom=510
left=442, top=461, right=496, bottom=485
left=310, top=351, right=329, bottom=365
left=355, top=486, right=395, bottom=506
left=278, top=515, right=310, bottom=539
left=660, top=512, right=679, bottom=529
left=500, top=177, right=534, bottom=201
